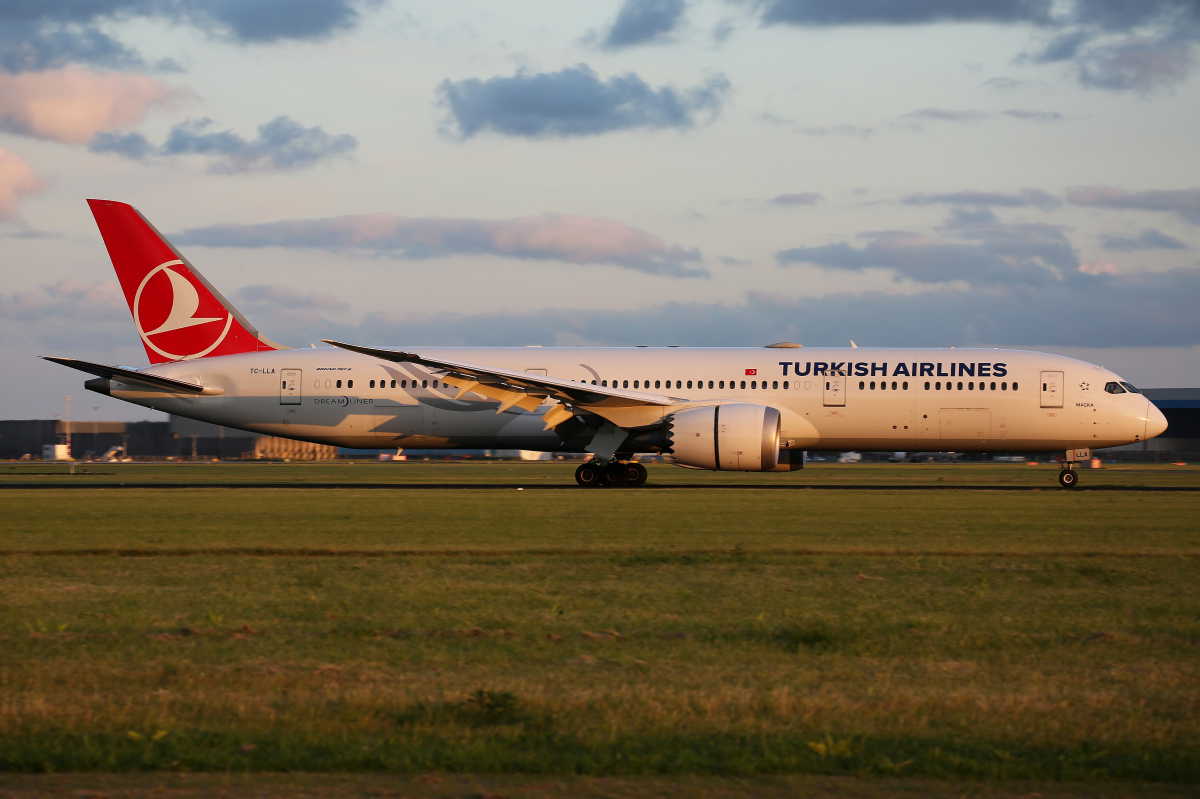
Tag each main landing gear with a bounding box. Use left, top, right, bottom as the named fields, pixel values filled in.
left=1058, top=467, right=1079, bottom=489
left=575, top=460, right=647, bottom=488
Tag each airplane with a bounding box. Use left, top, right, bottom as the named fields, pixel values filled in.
left=44, top=199, right=1168, bottom=488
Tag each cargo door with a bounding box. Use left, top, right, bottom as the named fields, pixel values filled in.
left=280, top=369, right=301, bottom=405
left=823, top=373, right=846, bottom=406
left=1040, top=371, right=1063, bottom=408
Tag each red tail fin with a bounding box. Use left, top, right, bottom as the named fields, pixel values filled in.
left=88, top=199, right=287, bottom=364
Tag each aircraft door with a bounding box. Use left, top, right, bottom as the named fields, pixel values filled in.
left=823, top=374, right=846, bottom=406
left=280, top=369, right=302, bottom=405
left=1040, top=371, right=1063, bottom=408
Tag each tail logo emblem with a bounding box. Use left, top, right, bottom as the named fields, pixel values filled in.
left=133, top=260, right=233, bottom=360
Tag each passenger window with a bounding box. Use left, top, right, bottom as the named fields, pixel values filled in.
left=990, top=382, right=996, bottom=390
left=719, top=380, right=725, bottom=389
left=968, top=381, right=974, bottom=390
left=676, top=380, right=681, bottom=389
left=370, top=380, right=376, bottom=388
left=623, top=380, right=629, bottom=388
left=740, top=381, right=746, bottom=389
left=783, top=381, right=788, bottom=389
left=903, top=381, right=909, bottom=390
left=655, top=380, right=661, bottom=388
left=687, top=380, right=693, bottom=389
left=602, top=379, right=608, bottom=387
left=422, top=380, right=427, bottom=388
left=1013, top=382, right=1019, bottom=390
left=336, top=380, right=342, bottom=388
left=1001, top=382, right=1007, bottom=390
left=957, top=382, right=963, bottom=390
left=1120, top=382, right=1140, bottom=394
left=772, top=381, right=778, bottom=389
left=881, top=381, right=886, bottom=390
left=633, top=380, right=639, bottom=389
left=751, top=381, right=756, bottom=389
left=892, top=381, right=897, bottom=390
left=870, top=381, right=875, bottom=390
left=281, top=381, right=286, bottom=389
left=860, top=381, right=865, bottom=390
left=925, top=382, right=930, bottom=390
left=709, top=380, right=715, bottom=389
left=1043, top=382, right=1047, bottom=391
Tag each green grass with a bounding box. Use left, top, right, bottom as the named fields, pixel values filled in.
left=1, top=463, right=1197, bottom=785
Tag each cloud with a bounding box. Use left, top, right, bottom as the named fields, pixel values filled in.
left=1099, top=228, right=1188, bottom=251
left=902, top=188, right=1062, bottom=210
left=90, top=115, right=357, bottom=173
left=0, top=1, right=378, bottom=74
left=0, top=22, right=164, bottom=75
left=756, top=1, right=1054, bottom=28
left=249, top=267, right=1200, bottom=352
left=770, top=192, right=823, bottom=206
left=778, top=207, right=1079, bottom=287
left=180, top=0, right=374, bottom=44
left=237, top=283, right=350, bottom=312
left=0, top=278, right=127, bottom=323
left=0, top=66, right=174, bottom=143
left=796, top=124, right=874, bottom=137
left=437, top=64, right=730, bottom=139
left=1024, top=0, right=1200, bottom=92
left=904, top=108, right=989, bottom=123
left=1000, top=108, right=1064, bottom=122
left=597, top=0, right=688, bottom=49
left=173, top=212, right=708, bottom=277
left=1079, top=259, right=1119, bottom=275
left=1067, top=185, right=1200, bottom=225
left=0, top=146, right=47, bottom=220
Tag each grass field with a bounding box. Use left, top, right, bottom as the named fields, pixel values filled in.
left=2, top=461, right=1198, bottom=795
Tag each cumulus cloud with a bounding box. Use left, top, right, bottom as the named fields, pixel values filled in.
left=0, top=66, right=174, bottom=143
left=0, top=146, right=47, bottom=220
left=1023, top=0, right=1200, bottom=92
left=0, top=0, right=378, bottom=74
left=1099, top=228, right=1188, bottom=251
left=437, top=64, right=730, bottom=139
left=1067, top=185, right=1200, bottom=225
left=902, top=188, right=1062, bottom=210
left=770, top=192, right=823, bottom=206
left=89, top=116, right=357, bottom=173
left=173, top=212, right=707, bottom=277
left=596, top=0, right=689, bottom=49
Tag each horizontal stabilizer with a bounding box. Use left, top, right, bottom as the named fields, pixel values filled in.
left=42, top=357, right=216, bottom=395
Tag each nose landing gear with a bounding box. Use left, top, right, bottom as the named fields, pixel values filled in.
left=575, top=459, right=648, bottom=488
left=1057, top=447, right=1089, bottom=489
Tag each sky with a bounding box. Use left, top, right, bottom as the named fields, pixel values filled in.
left=2, top=0, right=1200, bottom=422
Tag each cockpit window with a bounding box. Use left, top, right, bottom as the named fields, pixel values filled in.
left=1120, top=381, right=1141, bottom=394
left=1104, top=381, right=1126, bottom=394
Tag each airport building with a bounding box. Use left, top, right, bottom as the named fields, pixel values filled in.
left=3, top=387, right=1197, bottom=460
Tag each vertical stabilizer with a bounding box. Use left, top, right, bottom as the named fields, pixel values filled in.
left=87, top=199, right=287, bottom=364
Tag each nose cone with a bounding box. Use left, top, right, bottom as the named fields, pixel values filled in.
left=1145, top=400, right=1168, bottom=440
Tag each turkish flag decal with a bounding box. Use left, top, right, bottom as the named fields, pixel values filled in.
left=745, top=368, right=757, bottom=375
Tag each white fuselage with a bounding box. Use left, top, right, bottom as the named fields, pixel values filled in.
left=100, top=346, right=1161, bottom=453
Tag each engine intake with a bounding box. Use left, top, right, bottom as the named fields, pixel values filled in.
left=668, top=403, right=782, bottom=471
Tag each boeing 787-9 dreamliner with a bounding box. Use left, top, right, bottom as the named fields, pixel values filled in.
left=45, top=200, right=1168, bottom=488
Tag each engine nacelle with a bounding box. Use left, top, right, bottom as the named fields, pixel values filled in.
left=668, top=403, right=781, bottom=471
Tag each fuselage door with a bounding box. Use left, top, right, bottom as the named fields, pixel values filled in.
left=1040, top=370, right=1063, bottom=408
left=823, top=373, right=846, bottom=406
left=281, top=369, right=302, bottom=405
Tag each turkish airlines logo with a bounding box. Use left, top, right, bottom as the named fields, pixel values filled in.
left=133, top=260, right=232, bottom=360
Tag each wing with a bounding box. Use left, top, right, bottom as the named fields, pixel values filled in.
left=322, top=340, right=683, bottom=429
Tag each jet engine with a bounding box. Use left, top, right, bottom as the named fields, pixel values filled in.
left=667, top=403, right=796, bottom=471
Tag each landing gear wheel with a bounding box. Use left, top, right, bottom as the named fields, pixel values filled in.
left=624, top=462, right=648, bottom=487
left=1058, top=469, right=1079, bottom=488
left=575, top=462, right=602, bottom=487
left=602, top=462, right=629, bottom=487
